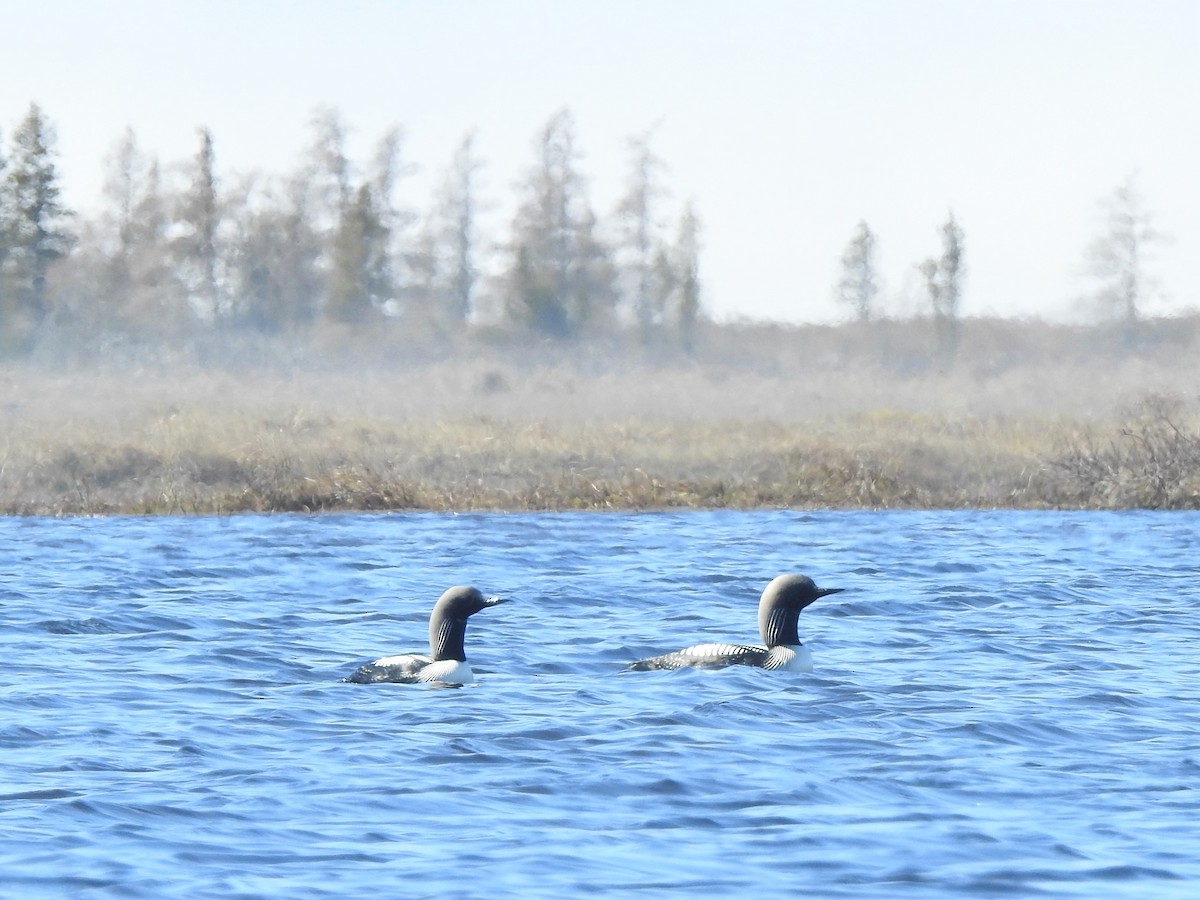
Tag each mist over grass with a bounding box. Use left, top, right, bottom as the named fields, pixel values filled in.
left=3, top=316, right=1200, bottom=515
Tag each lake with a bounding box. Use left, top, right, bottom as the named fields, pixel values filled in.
left=2, top=510, right=1198, bottom=898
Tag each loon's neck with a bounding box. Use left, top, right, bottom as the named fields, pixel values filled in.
left=430, top=614, right=468, bottom=662
left=759, top=606, right=801, bottom=647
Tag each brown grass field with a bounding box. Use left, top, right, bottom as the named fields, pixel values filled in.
left=3, top=317, right=1200, bottom=514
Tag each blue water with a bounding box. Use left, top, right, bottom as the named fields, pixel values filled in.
left=2, top=510, right=1198, bottom=898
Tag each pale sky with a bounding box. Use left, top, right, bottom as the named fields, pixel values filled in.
left=4, top=0, right=1197, bottom=324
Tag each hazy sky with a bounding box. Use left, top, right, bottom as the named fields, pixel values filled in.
left=5, top=0, right=1197, bottom=324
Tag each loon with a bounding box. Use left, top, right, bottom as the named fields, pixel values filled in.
left=626, top=574, right=843, bottom=672
left=344, top=585, right=506, bottom=685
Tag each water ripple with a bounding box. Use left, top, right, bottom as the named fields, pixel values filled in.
left=0, top=510, right=1198, bottom=898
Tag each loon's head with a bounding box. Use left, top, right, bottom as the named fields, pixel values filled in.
left=429, top=586, right=506, bottom=662
left=757, top=574, right=843, bottom=647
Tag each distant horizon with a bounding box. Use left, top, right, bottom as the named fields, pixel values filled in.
left=5, top=1, right=1196, bottom=325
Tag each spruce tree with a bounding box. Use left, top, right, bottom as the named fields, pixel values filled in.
left=2, top=104, right=74, bottom=338
left=326, top=128, right=403, bottom=326
left=228, top=174, right=322, bottom=334
left=328, top=183, right=392, bottom=324
left=175, top=127, right=222, bottom=322
left=503, top=109, right=615, bottom=338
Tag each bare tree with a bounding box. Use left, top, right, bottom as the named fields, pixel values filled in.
left=0, top=126, right=10, bottom=329
left=304, top=107, right=352, bottom=233
left=673, top=201, right=701, bottom=352
left=414, top=131, right=486, bottom=328
left=834, top=220, right=878, bottom=323
left=365, top=125, right=414, bottom=266
left=98, top=128, right=176, bottom=331
left=228, top=173, right=323, bottom=334
left=101, top=128, right=140, bottom=278
left=919, top=211, right=964, bottom=361
left=615, top=126, right=671, bottom=343
left=1084, top=173, right=1165, bottom=327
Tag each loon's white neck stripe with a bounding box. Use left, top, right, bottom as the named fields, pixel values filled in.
left=761, top=605, right=799, bottom=647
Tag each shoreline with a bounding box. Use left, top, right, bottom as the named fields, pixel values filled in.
left=1, top=409, right=1189, bottom=516
left=5, top=323, right=1200, bottom=515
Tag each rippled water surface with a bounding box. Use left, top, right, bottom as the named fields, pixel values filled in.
left=2, top=510, right=1198, bottom=898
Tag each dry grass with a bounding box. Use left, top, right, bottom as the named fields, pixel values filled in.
left=0, top=410, right=1050, bottom=515
left=3, top=318, right=1200, bottom=514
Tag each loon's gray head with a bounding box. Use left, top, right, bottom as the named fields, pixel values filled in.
left=757, top=574, right=842, bottom=647
left=429, top=585, right=506, bottom=662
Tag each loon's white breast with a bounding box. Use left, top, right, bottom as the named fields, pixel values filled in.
left=760, top=644, right=813, bottom=673
left=416, top=659, right=474, bottom=684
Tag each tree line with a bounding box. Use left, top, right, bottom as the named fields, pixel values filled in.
left=0, top=102, right=1170, bottom=362
left=834, top=212, right=966, bottom=361
left=0, top=104, right=701, bottom=357
left=833, top=174, right=1168, bottom=361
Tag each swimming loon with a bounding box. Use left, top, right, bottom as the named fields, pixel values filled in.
left=345, top=585, right=506, bottom=685
left=626, top=574, right=843, bottom=672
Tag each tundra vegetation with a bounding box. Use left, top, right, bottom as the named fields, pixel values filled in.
left=0, top=105, right=1195, bottom=514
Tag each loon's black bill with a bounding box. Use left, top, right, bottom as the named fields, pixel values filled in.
left=483, top=596, right=507, bottom=607
left=817, top=587, right=845, bottom=598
